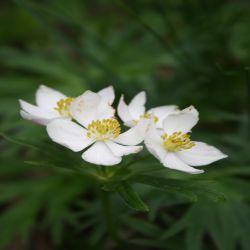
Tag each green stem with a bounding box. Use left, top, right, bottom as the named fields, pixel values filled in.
left=100, top=165, right=107, bottom=176
left=115, top=154, right=151, bottom=175
left=245, top=68, right=250, bottom=139
left=100, top=190, right=119, bottom=243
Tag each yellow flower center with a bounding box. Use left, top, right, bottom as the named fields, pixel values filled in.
left=87, top=119, right=121, bottom=141
left=138, top=112, right=159, bottom=123
left=162, top=132, right=195, bottom=152
left=54, top=97, right=74, bottom=117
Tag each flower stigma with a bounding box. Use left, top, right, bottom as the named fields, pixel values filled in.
left=87, top=119, right=121, bottom=141
left=54, top=97, right=74, bottom=117
left=162, top=132, right=195, bottom=152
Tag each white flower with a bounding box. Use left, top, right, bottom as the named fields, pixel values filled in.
left=19, top=85, right=115, bottom=126
left=145, top=106, right=227, bottom=174
left=46, top=91, right=146, bottom=166
left=118, top=91, right=178, bottom=129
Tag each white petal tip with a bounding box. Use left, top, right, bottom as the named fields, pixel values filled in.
left=38, top=84, right=51, bottom=91
left=20, top=110, right=30, bottom=120
left=19, top=99, right=25, bottom=106
left=221, top=154, right=228, bottom=159
left=191, top=169, right=205, bottom=174
left=135, top=146, right=143, bottom=153
left=162, top=165, right=205, bottom=174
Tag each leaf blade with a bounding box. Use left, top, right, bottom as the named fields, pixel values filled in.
left=116, top=181, right=149, bottom=212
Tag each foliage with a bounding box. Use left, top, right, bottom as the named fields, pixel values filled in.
left=0, top=0, right=250, bottom=249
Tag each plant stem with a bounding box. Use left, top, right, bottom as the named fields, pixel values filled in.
left=245, top=68, right=250, bottom=139
left=100, top=190, right=119, bottom=243
left=116, top=154, right=151, bottom=173
left=100, top=165, right=107, bottom=176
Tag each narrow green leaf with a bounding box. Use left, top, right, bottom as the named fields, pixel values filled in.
left=116, top=181, right=149, bottom=212
left=0, top=132, right=42, bottom=152
left=132, top=174, right=226, bottom=202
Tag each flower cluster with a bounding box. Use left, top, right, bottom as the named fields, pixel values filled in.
left=19, top=85, right=227, bottom=173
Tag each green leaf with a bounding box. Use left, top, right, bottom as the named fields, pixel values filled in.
left=121, top=216, right=161, bottom=237
left=116, top=181, right=149, bottom=212
left=132, top=174, right=226, bottom=202
left=0, top=132, right=42, bottom=152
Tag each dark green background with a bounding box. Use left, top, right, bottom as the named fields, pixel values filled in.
left=0, top=0, right=250, bottom=249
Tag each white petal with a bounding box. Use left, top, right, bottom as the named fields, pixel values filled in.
left=115, top=119, right=149, bottom=146
left=163, top=106, right=199, bottom=134
left=177, top=142, right=227, bottom=166
left=97, top=100, right=115, bottom=120
left=144, top=123, right=166, bottom=161
left=98, top=86, right=115, bottom=104
left=36, top=85, right=66, bottom=111
left=70, top=91, right=98, bottom=127
left=128, top=91, right=146, bottom=119
left=148, top=105, right=179, bottom=128
left=70, top=90, right=115, bottom=128
left=46, top=119, right=94, bottom=152
left=163, top=153, right=204, bottom=174
left=19, top=99, right=58, bottom=125
left=117, top=95, right=133, bottom=124
left=105, top=141, right=143, bottom=157
left=20, top=110, right=54, bottom=126
left=82, top=141, right=121, bottom=166
left=20, top=100, right=58, bottom=118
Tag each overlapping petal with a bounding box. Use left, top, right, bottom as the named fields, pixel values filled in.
left=118, top=91, right=146, bottom=124
left=117, top=95, right=134, bottom=124
left=36, top=85, right=66, bottom=111
left=163, top=106, right=199, bottom=134
left=19, top=99, right=58, bottom=125
left=128, top=91, right=146, bottom=119
left=98, top=86, right=115, bottom=105
left=163, top=153, right=204, bottom=174
left=47, top=119, right=94, bottom=152
left=82, top=141, right=121, bottom=166
left=177, top=142, right=227, bottom=166
left=148, top=105, right=179, bottom=128
left=70, top=91, right=115, bottom=127
left=115, top=119, right=149, bottom=146
left=144, top=123, right=166, bottom=160
left=105, top=141, right=143, bottom=157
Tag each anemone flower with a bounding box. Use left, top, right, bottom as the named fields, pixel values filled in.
left=145, top=106, right=227, bottom=174
left=19, top=85, right=114, bottom=125
left=46, top=90, right=147, bottom=166
left=118, top=91, right=178, bottom=129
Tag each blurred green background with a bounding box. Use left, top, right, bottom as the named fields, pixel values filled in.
left=1, top=0, right=250, bottom=249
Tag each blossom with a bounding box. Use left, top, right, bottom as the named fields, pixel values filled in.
left=19, top=85, right=115, bottom=126
left=145, top=106, right=227, bottom=174
left=46, top=90, right=146, bottom=166
left=118, top=91, right=178, bottom=129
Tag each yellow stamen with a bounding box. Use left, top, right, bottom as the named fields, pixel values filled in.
left=87, top=119, right=121, bottom=141
left=162, top=132, right=195, bottom=152
left=54, top=97, right=74, bottom=117
left=140, top=112, right=159, bottom=123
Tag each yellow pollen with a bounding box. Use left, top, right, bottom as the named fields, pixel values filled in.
left=162, top=132, right=195, bottom=152
left=54, top=97, right=74, bottom=117
left=87, top=119, right=121, bottom=141
left=140, top=112, right=159, bottom=123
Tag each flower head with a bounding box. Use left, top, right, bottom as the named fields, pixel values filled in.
left=19, top=85, right=115, bottom=126
left=46, top=91, right=146, bottom=166
left=87, top=119, right=121, bottom=141
left=145, top=106, right=227, bottom=174
left=118, top=91, right=178, bottom=129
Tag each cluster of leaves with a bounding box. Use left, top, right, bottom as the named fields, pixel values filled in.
left=1, top=0, right=250, bottom=249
